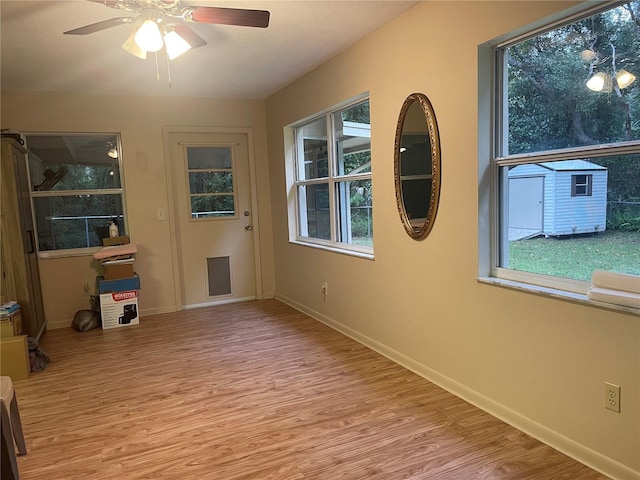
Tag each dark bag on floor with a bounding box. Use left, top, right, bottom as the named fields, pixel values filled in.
left=27, top=337, right=50, bottom=372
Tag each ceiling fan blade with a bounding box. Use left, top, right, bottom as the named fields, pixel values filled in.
left=173, top=23, right=207, bottom=49
left=185, top=6, right=270, bottom=28
left=64, top=17, right=134, bottom=35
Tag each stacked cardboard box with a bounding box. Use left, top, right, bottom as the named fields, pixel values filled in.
left=97, top=275, right=141, bottom=329
left=94, top=237, right=136, bottom=280
left=94, top=238, right=140, bottom=329
left=94, top=235, right=136, bottom=280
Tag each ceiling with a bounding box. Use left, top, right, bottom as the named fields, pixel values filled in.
left=0, top=0, right=417, bottom=100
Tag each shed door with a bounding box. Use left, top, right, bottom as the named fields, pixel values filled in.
left=508, top=176, right=543, bottom=230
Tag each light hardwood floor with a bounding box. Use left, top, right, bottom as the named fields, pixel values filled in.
left=14, top=299, right=608, bottom=480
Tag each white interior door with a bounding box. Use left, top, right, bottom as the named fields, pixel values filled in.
left=168, top=132, right=256, bottom=308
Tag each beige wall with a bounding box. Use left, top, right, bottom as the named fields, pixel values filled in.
left=0, top=92, right=275, bottom=326
left=265, top=2, right=639, bottom=479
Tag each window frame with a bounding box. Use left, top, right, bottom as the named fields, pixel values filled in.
left=478, top=1, right=640, bottom=312
left=286, top=94, right=373, bottom=258
left=571, top=174, right=593, bottom=197
left=25, top=132, right=127, bottom=258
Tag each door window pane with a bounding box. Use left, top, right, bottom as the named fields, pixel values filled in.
left=187, top=147, right=232, bottom=169
left=191, top=195, right=235, bottom=218
left=186, top=146, right=235, bottom=218
left=189, top=172, right=233, bottom=194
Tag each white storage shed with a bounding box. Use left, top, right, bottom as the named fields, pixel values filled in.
left=508, top=160, right=608, bottom=237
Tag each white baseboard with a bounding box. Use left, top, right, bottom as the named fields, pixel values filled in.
left=182, top=296, right=256, bottom=310
left=275, top=294, right=639, bottom=480
left=140, top=305, right=176, bottom=317
left=46, top=318, right=71, bottom=330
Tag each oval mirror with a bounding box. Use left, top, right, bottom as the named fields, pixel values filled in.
left=394, top=93, right=441, bottom=240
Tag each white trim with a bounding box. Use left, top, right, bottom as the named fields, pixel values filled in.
left=182, top=296, right=256, bottom=310
left=38, top=248, right=100, bottom=259
left=140, top=305, right=176, bottom=317
left=478, top=276, right=640, bottom=316
left=46, top=318, right=72, bottom=330
left=275, top=294, right=640, bottom=480
left=288, top=239, right=374, bottom=260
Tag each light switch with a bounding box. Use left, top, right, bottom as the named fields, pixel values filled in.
left=157, top=207, right=166, bottom=221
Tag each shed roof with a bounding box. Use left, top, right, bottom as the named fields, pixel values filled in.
left=541, top=160, right=607, bottom=171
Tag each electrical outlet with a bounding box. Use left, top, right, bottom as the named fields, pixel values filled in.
left=321, top=280, right=328, bottom=301
left=605, top=382, right=620, bottom=413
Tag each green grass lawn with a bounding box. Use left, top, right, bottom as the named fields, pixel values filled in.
left=509, top=230, right=640, bottom=281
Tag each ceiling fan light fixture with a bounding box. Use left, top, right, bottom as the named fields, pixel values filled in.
left=122, top=30, right=147, bottom=59
left=164, top=29, right=191, bottom=60
left=135, top=19, right=163, bottom=52
left=586, top=72, right=608, bottom=92
left=616, top=69, right=636, bottom=89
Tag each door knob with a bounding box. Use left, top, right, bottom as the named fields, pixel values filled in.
left=245, top=224, right=253, bottom=230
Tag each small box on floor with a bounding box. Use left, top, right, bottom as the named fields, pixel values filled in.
left=99, top=290, right=139, bottom=329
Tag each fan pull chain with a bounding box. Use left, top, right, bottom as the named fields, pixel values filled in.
left=165, top=48, right=173, bottom=88
left=154, top=51, right=160, bottom=83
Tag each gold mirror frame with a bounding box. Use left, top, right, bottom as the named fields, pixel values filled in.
left=394, top=93, right=441, bottom=240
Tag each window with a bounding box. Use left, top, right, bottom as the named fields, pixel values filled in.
left=186, top=146, right=235, bottom=218
left=481, top=1, right=640, bottom=294
left=289, top=96, right=373, bottom=254
left=571, top=174, right=593, bottom=197
left=25, top=133, right=126, bottom=253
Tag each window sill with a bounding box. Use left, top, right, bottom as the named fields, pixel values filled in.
left=289, top=240, right=374, bottom=260
left=38, top=247, right=101, bottom=260
left=477, top=277, right=640, bottom=316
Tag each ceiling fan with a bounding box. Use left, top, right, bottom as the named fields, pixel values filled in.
left=64, top=1, right=270, bottom=82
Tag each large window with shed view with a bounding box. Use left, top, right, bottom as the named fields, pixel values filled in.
left=486, top=1, right=640, bottom=294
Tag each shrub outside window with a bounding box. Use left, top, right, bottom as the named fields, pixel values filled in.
left=26, top=133, right=126, bottom=253
left=488, top=1, right=640, bottom=293
left=291, top=97, right=373, bottom=254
